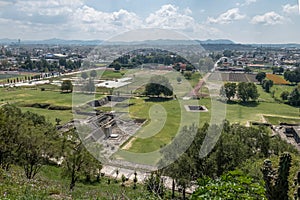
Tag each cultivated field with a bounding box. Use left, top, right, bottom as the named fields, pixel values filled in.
left=209, top=72, right=258, bottom=82
left=266, top=74, right=289, bottom=85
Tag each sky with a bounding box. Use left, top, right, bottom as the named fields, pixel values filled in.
left=0, top=0, right=299, bottom=43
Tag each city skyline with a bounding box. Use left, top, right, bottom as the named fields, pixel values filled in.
left=0, top=0, right=299, bottom=44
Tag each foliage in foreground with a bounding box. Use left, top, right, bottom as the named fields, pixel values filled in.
left=191, top=170, right=266, bottom=200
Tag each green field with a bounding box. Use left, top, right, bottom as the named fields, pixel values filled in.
left=2, top=71, right=300, bottom=155
left=264, top=115, right=300, bottom=125
left=0, top=86, right=103, bottom=124
left=0, top=165, right=161, bottom=200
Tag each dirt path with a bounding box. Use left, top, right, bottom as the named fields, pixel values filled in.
left=121, top=137, right=136, bottom=150
left=187, top=72, right=211, bottom=97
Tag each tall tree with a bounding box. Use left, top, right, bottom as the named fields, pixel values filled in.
left=288, top=85, right=300, bottom=106
left=262, top=152, right=292, bottom=200
left=61, top=80, right=73, bottom=93
left=220, top=82, right=237, bottom=101
left=284, top=68, right=300, bottom=84
left=262, top=79, right=274, bottom=93
left=237, top=82, right=259, bottom=102
left=18, top=111, right=57, bottom=179
left=90, top=70, right=97, bottom=79
left=256, top=72, right=266, bottom=84
left=81, top=72, right=88, bottom=80
left=62, top=129, right=101, bottom=191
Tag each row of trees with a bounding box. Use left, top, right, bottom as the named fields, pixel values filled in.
left=61, top=70, right=98, bottom=93
left=220, top=82, right=259, bottom=102
left=22, top=57, right=82, bottom=72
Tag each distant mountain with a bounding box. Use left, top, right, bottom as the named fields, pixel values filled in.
left=1, top=38, right=300, bottom=48
left=0, top=38, right=234, bottom=46
left=0, top=38, right=103, bottom=45
left=0, top=38, right=19, bottom=44
left=251, top=43, right=300, bottom=49
left=199, top=39, right=235, bottom=44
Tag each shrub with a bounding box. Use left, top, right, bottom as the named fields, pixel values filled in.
left=48, top=105, right=72, bottom=110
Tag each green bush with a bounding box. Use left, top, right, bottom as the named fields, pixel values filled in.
left=48, top=105, right=72, bottom=110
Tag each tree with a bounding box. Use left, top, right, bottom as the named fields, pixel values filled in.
left=262, top=152, right=292, bottom=200
left=121, top=174, right=127, bottom=186
left=61, top=80, right=73, bottom=93
left=55, top=118, right=61, bottom=125
left=288, top=86, right=300, bottom=106
left=145, top=75, right=173, bottom=97
left=177, top=76, right=182, bottom=83
left=59, top=58, right=67, bottom=67
left=145, top=171, right=165, bottom=198
left=272, top=66, right=284, bottom=74
left=244, top=66, right=252, bottom=73
left=81, top=72, right=88, bottom=80
left=191, top=170, right=266, bottom=199
left=18, top=112, right=57, bottom=179
left=220, top=82, right=237, bottom=101
left=0, top=105, right=58, bottom=179
left=237, top=82, right=259, bottom=102
left=133, top=171, right=138, bottom=189
left=90, top=70, right=97, bottom=79
left=280, top=91, right=289, bottom=101
left=62, top=129, right=101, bottom=191
left=84, top=78, right=95, bottom=94
left=183, top=71, right=192, bottom=80
left=256, top=72, right=266, bottom=84
left=223, top=50, right=233, bottom=57
left=262, top=79, right=274, bottom=93
left=284, top=68, right=300, bottom=84
left=111, top=61, right=122, bottom=71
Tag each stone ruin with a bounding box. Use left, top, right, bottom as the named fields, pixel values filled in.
left=184, top=105, right=208, bottom=112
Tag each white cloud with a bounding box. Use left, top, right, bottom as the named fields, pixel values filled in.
left=282, top=4, right=298, bottom=14
left=16, top=0, right=84, bottom=16
left=237, top=0, right=257, bottom=7
left=243, top=0, right=257, bottom=6
left=0, top=2, right=224, bottom=40
left=145, top=4, right=196, bottom=30
left=0, top=0, right=13, bottom=7
left=72, top=5, right=142, bottom=35
left=184, top=7, right=192, bottom=15
left=207, top=8, right=245, bottom=24
left=251, top=11, right=285, bottom=25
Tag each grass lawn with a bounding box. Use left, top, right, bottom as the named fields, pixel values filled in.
left=118, top=85, right=299, bottom=155
left=0, top=86, right=104, bottom=124
left=187, top=71, right=202, bottom=88
left=0, top=165, right=159, bottom=200
left=256, top=85, right=275, bottom=102
left=100, top=69, right=126, bottom=79
left=115, top=97, right=210, bottom=155
left=271, top=85, right=295, bottom=100
left=264, top=115, right=300, bottom=125
left=224, top=101, right=299, bottom=124
left=21, top=107, right=73, bottom=124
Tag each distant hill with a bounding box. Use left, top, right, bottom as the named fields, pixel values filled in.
left=1, top=38, right=300, bottom=49
left=0, top=38, right=235, bottom=46
left=199, top=39, right=235, bottom=44
left=0, top=38, right=103, bottom=45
